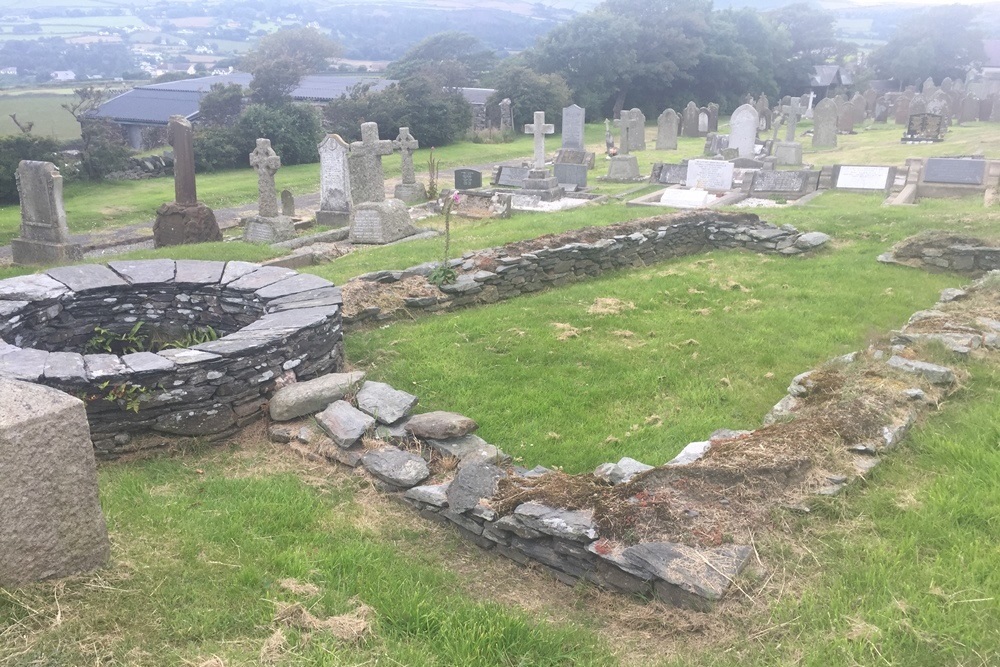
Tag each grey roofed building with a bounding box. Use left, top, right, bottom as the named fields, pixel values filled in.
left=809, top=65, right=854, bottom=99
left=93, top=73, right=495, bottom=149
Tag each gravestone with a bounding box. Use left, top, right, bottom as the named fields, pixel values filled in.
left=316, top=134, right=352, bottom=226
left=774, top=98, right=804, bottom=166
left=11, top=161, right=82, bottom=265
left=604, top=118, right=615, bottom=154
left=656, top=108, right=678, bottom=150
left=902, top=113, right=945, bottom=142
left=554, top=148, right=596, bottom=169
left=838, top=102, right=856, bottom=134
left=651, top=163, right=687, bottom=185
left=494, top=165, right=531, bottom=187
left=922, top=158, right=986, bottom=185
left=707, top=103, right=720, bottom=132
left=894, top=94, right=912, bottom=125
left=454, top=168, right=483, bottom=190
left=992, top=96, right=1000, bottom=122
left=941, top=77, right=954, bottom=93
left=729, top=104, right=759, bottom=158
left=522, top=111, right=562, bottom=200
left=851, top=92, right=866, bottom=124
left=685, top=159, right=734, bottom=192
left=349, top=121, right=394, bottom=204
left=874, top=98, right=889, bottom=123
left=561, top=104, right=586, bottom=151
left=553, top=162, right=588, bottom=189
left=281, top=189, right=295, bottom=216
left=909, top=94, right=927, bottom=117
left=453, top=191, right=511, bottom=219
left=347, top=121, right=417, bottom=244
left=392, top=127, right=426, bottom=204
left=703, top=133, right=729, bottom=156
left=0, top=378, right=110, bottom=586
left=927, top=92, right=951, bottom=126
left=864, top=88, right=878, bottom=116
left=812, top=98, right=838, bottom=148
left=659, top=189, right=712, bottom=209
left=697, top=108, right=709, bottom=134
left=958, top=95, right=979, bottom=124
left=628, top=108, right=646, bottom=151
left=499, top=98, right=513, bottom=133
left=833, top=165, right=895, bottom=192
left=605, top=110, right=642, bottom=180
left=151, top=116, right=221, bottom=249
left=749, top=170, right=819, bottom=197
left=922, top=77, right=936, bottom=96
left=755, top=95, right=771, bottom=131
left=682, top=101, right=700, bottom=137
left=243, top=138, right=295, bottom=243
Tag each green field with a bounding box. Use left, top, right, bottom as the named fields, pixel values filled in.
left=1, top=123, right=999, bottom=665
left=0, top=91, right=81, bottom=141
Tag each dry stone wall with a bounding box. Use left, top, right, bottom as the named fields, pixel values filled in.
left=878, top=233, right=1000, bottom=275
left=0, top=261, right=344, bottom=458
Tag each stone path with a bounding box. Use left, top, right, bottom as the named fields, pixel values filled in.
left=0, top=157, right=531, bottom=264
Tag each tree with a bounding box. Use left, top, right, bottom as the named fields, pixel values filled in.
left=484, top=64, right=571, bottom=130
left=0, top=135, right=60, bottom=203
left=198, top=83, right=245, bottom=126
left=62, top=86, right=133, bottom=180
left=384, top=31, right=497, bottom=86
left=768, top=3, right=843, bottom=96
left=242, top=27, right=341, bottom=106
left=195, top=104, right=323, bottom=172
left=870, top=5, right=985, bottom=87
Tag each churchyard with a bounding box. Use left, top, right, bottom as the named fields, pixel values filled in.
left=1, top=99, right=1000, bottom=666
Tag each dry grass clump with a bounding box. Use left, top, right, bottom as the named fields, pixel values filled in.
left=273, top=600, right=372, bottom=644
left=340, top=276, right=439, bottom=318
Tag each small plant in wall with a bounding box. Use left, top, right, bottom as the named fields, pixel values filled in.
left=80, top=380, right=149, bottom=413
left=426, top=147, right=440, bottom=200
left=85, top=321, right=146, bottom=355
left=428, top=191, right=459, bottom=286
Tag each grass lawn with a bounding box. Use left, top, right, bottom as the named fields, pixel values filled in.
left=1, top=132, right=999, bottom=665
left=0, top=92, right=81, bottom=141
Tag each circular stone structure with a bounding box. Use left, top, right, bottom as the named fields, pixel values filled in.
left=0, top=260, right=343, bottom=458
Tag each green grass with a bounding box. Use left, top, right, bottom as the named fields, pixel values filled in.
left=0, top=92, right=80, bottom=141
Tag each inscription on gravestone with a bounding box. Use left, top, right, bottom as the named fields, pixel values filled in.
left=685, top=159, right=734, bottom=192
left=922, top=158, right=986, bottom=185
left=658, top=164, right=687, bottom=185
left=561, top=104, right=586, bottom=151
left=496, top=166, right=531, bottom=187
left=750, top=170, right=817, bottom=195
left=454, top=168, right=483, bottom=190
left=553, top=162, right=587, bottom=188
left=834, top=165, right=894, bottom=190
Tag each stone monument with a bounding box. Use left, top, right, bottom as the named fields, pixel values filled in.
left=348, top=122, right=417, bottom=243
left=605, top=110, right=641, bottom=181
left=11, top=161, right=82, bottom=265
left=656, top=108, right=678, bottom=150
left=627, top=108, right=646, bottom=151
left=681, top=101, right=699, bottom=137
left=521, top=111, right=562, bottom=200
left=316, top=134, right=352, bottom=227
left=499, top=98, right=514, bottom=133
left=812, top=97, right=838, bottom=148
left=242, top=138, right=295, bottom=243
left=0, top=378, right=110, bottom=586
left=152, top=116, right=221, bottom=248
left=392, top=127, right=427, bottom=204
left=729, top=104, right=759, bottom=158
left=561, top=104, right=586, bottom=151
left=838, top=102, right=856, bottom=134
left=774, top=98, right=804, bottom=166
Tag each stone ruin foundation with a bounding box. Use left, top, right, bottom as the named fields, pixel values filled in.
left=0, top=260, right=344, bottom=458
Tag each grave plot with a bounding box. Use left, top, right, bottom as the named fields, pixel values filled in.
left=629, top=160, right=744, bottom=210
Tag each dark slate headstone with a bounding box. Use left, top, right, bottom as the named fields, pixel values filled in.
left=553, top=162, right=587, bottom=188
left=454, top=168, right=483, bottom=190
left=902, top=113, right=945, bottom=142
left=554, top=148, right=595, bottom=169
left=922, top=158, right=987, bottom=185
left=494, top=166, right=531, bottom=187
left=651, top=163, right=687, bottom=185
left=749, top=170, right=819, bottom=196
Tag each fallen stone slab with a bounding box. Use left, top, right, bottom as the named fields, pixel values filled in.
left=594, top=456, right=654, bottom=484
left=404, top=483, right=450, bottom=508
left=622, top=542, right=752, bottom=607
left=793, top=231, right=830, bottom=250
left=316, top=400, right=375, bottom=448
left=886, top=355, right=955, bottom=385
left=405, top=411, right=478, bottom=440
left=361, top=446, right=430, bottom=488
left=269, top=371, right=365, bottom=421
left=667, top=441, right=712, bottom=466
left=426, top=433, right=509, bottom=466
left=513, top=502, right=598, bottom=542
left=355, top=381, right=419, bottom=424
left=446, top=461, right=506, bottom=513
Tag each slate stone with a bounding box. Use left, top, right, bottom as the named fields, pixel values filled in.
left=375, top=418, right=410, bottom=441
left=513, top=502, right=599, bottom=542
left=156, top=348, right=222, bottom=366
left=446, top=461, right=505, bottom=513
left=0, top=378, right=110, bottom=586
left=174, top=260, right=226, bottom=285
left=667, top=441, right=711, bottom=465
left=794, top=232, right=831, bottom=250
left=122, top=351, right=176, bottom=374
left=226, top=266, right=298, bottom=292
left=355, top=381, right=419, bottom=424
left=0, top=274, right=70, bottom=301
left=43, top=351, right=87, bottom=383
left=622, top=542, right=752, bottom=602
left=887, top=355, right=955, bottom=385
left=361, top=446, right=430, bottom=488
left=108, top=259, right=176, bottom=285
left=404, top=483, right=450, bottom=507
left=405, top=411, right=478, bottom=440
left=239, top=306, right=339, bottom=335
left=595, top=457, right=653, bottom=484
left=83, top=354, right=126, bottom=381
left=494, top=514, right=545, bottom=539
left=0, top=348, right=49, bottom=381
left=220, top=261, right=263, bottom=284
left=46, top=265, right=127, bottom=293
left=255, top=273, right=334, bottom=300
left=426, top=433, right=509, bottom=466
left=152, top=404, right=236, bottom=436
left=316, top=399, right=375, bottom=448
left=0, top=300, right=27, bottom=318
left=269, top=371, right=365, bottom=421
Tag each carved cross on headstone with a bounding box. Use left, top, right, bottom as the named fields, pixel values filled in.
left=524, top=111, right=554, bottom=169
left=249, top=138, right=281, bottom=218
left=393, top=127, right=419, bottom=186
left=613, top=112, right=632, bottom=155
left=167, top=116, right=196, bottom=205
left=350, top=121, right=394, bottom=203
left=780, top=98, right=804, bottom=143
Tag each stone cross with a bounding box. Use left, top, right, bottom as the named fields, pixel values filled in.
left=780, top=98, right=804, bottom=142
left=613, top=112, right=632, bottom=156
left=524, top=111, right=554, bottom=169
left=249, top=138, right=281, bottom=218
left=393, top=127, right=419, bottom=185
left=167, top=116, right=196, bottom=205
left=349, top=121, right=394, bottom=204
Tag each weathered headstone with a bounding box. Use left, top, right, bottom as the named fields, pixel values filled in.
left=698, top=108, right=709, bottom=134
left=902, top=113, right=945, bottom=142
left=11, top=161, right=82, bottom=265
left=316, top=134, right=352, bottom=227
left=152, top=116, right=221, bottom=248
left=281, top=189, right=295, bottom=216
left=864, top=88, right=878, bottom=116
left=707, top=103, right=720, bottom=132
left=651, top=163, right=687, bottom=185
left=553, top=148, right=595, bottom=169
left=350, top=199, right=417, bottom=244
left=774, top=98, right=804, bottom=166
left=909, top=94, right=927, bottom=117
left=838, top=102, right=856, bottom=134
left=958, top=95, right=980, bottom=124
left=990, top=95, right=1000, bottom=122
left=685, top=159, right=734, bottom=192
left=729, top=104, right=759, bottom=158
left=682, top=101, right=699, bottom=137
left=894, top=93, right=913, bottom=125
left=755, top=95, right=771, bottom=131
left=604, top=118, right=615, bottom=154
left=243, top=138, right=295, bottom=243
left=454, top=168, right=483, bottom=190
left=703, top=133, right=729, bottom=156
left=927, top=91, right=951, bottom=126
left=499, top=98, right=513, bottom=133
left=561, top=104, right=586, bottom=151
left=812, top=98, right=838, bottom=148
left=851, top=92, right=866, bottom=124
left=522, top=111, right=562, bottom=200
left=628, top=108, right=646, bottom=151
left=494, top=165, right=531, bottom=187
left=833, top=165, right=895, bottom=192
left=656, top=108, right=678, bottom=150
left=922, top=77, right=936, bottom=96
left=349, top=122, right=394, bottom=204
left=874, top=97, right=889, bottom=123
left=392, top=127, right=426, bottom=204
left=553, top=162, right=588, bottom=189
left=749, top=170, right=819, bottom=197
left=0, top=378, right=110, bottom=586
left=659, top=188, right=712, bottom=209
left=605, top=110, right=641, bottom=181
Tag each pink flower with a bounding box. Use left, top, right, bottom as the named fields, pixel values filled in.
left=451, top=192, right=461, bottom=203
